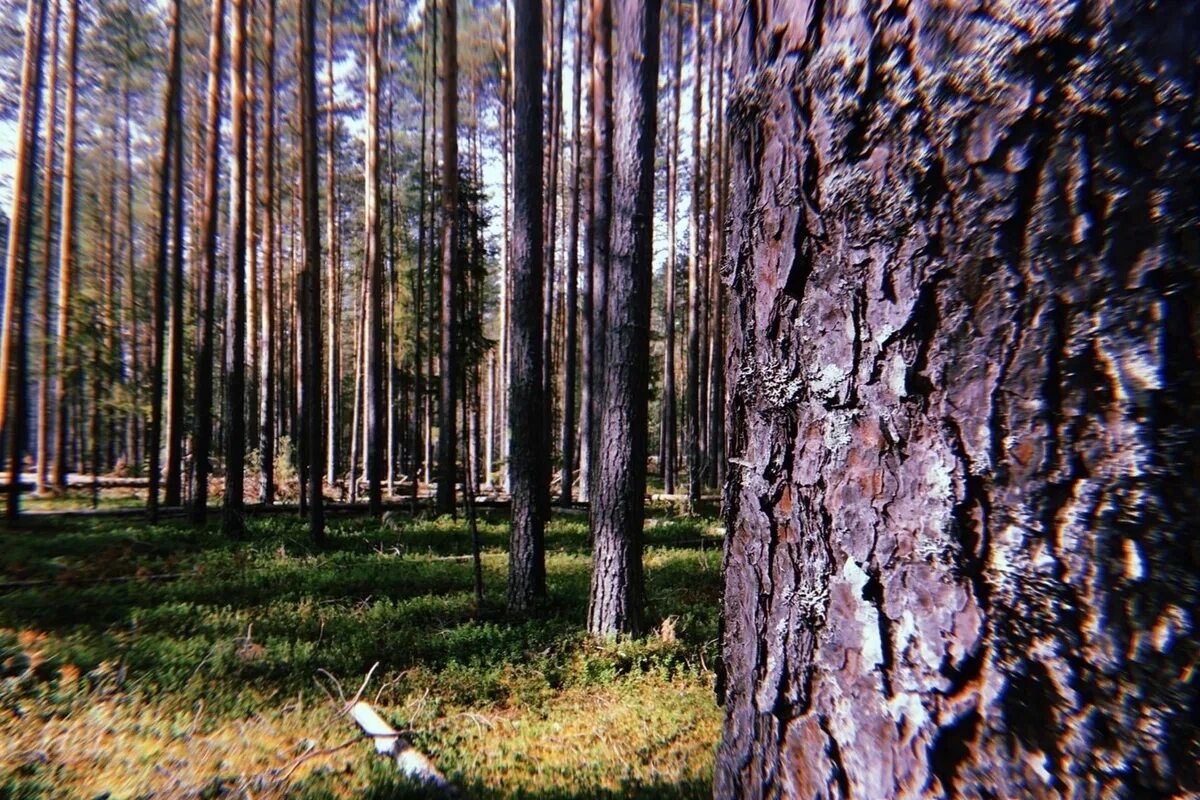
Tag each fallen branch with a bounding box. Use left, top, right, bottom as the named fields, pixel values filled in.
left=350, top=701, right=457, bottom=796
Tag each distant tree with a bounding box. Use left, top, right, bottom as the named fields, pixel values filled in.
left=507, top=0, right=545, bottom=612
left=586, top=0, right=659, bottom=637
left=50, top=0, right=80, bottom=490
left=659, top=0, right=680, bottom=496
left=557, top=0, right=583, bottom=507
left=715, top=3, right=1200, bottom=796
left=684, top=0, right=701, bottom=508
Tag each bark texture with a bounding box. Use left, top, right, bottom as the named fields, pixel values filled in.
left=507, top=0, right=546, bottom=612
left=716, top=2, right=1200, bottom=797
left=586, top=0, right=658, bottom=638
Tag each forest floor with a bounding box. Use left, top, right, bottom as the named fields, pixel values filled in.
left=0, top=502, right=723, bottom=798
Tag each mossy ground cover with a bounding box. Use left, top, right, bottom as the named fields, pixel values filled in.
left=0, top=505, right=723, bottom=798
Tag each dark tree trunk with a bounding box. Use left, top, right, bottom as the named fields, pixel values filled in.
left=558, top=0, right=583, bottom=506
left=507, top=0, right=546, bottom=613
left=257, top=0, right=276, bottom=504
left=51, top=0, right=79, bottom=490
left=297, top=0, right=324, bottom=543
left=579, top=0, right=611, bottom=503
left=436, top=0, right=458, bottom=516
left=411, top=3, right=429, bottom=507
left=222, top=0, right=250, bottom=538
left=164, top=33, right=187, bottom=507
left=364, top=0, right=383, bottom=515
left=147, top=0, right=183, bottom=520
left=324, top=0, right=340, bottom=491
left=586, top=0, right=658, bottom=638
left=715, top=3, right=1200, bottom=797
left=190, top=0, right=226, bottom=524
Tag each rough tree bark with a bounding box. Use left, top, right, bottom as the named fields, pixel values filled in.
left=507, top=0, right=546, bottom=613
left=715, top=2, right=1200, bottom=797
left=586, top=0, right=659, bottom=638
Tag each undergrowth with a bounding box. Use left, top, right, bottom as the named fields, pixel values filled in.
left=0, top=506, right=723, bottom=798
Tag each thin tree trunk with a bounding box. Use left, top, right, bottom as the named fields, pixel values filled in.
left=51, top=0, right=79, bottom=490
left=684, top=0, right=702, bottom=507
left=258, top=0, right=276, bottom=504
left=435, top=0, right=458, bottom=515
left=190, top=0, right=226, bottom=524
left=34, top=0, right=60, bottom=496
left=2, top=0, right=49, bottom=519
left=363, top=0, right=383, bottom=514
left=542, top=0, right=566, bottom=509
left=498, top=0, right=511, bottom=493
left=508, top=0, right=546, bottom=612
left=586, top=0, right=658, bottom=637
left=222, top=0, right=250, bottom=538
left=411, top=3, right=429, bottom=506
left=324, top=0, right=340, bottom=491
left=147, top=0, right=184, bottom=520
left=661, top=0, right=681, bottom=496
left=297, top=0, right=324, bottom=543
left=245, top=4, right=259, bottom=450
left=557, top=0, right=583, bottom=506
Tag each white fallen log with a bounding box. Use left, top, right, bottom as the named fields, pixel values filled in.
left=349, top=701, right=456, bottom=795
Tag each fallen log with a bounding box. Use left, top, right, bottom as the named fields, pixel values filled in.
left=349, top=701, right=457, bottom=796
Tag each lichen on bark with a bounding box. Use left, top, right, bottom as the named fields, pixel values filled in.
left=716, top=1, right=1200, bottom=797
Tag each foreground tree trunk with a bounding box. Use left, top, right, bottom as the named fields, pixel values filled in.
left=363, top=0, right=383, bottom=515
left=506, top=0, right=545, bottom=612
left=716, top=3, right=1200, bottom=797
left=586, top=0, right=658, bottom=638
left=298, top=0, right=325, bottom=543
left=436, top=0, right=459, bottom=515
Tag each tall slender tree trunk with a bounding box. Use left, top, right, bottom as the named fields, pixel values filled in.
left=298, top=0, right=324, bottom=543
left=715, top=3, right=1200, bottom=796
left=190, top=0, right=226, bottom=524
left=2, top=0, right=49, bottom=519
left=222, top=0, right=250, bottom=538
left=497, top=0, right=511, bottom=493
left=586, top=0, right=659, bottom=637
left=258, top=0, right=276, bottom=504
left=580, top=0, right=612, bottom=504
left=147, top=0, right=184, bottom=520
left=363, top=0, right=383, bottom=514
left=324, top=0, right=340, bottom=491
left=411, top=3, right=429, bottom=505
left=557, top=0, right=583, bottom=507
left=34, top=0, right=60, bottom=496
left=685, top=0, right=702, bottom=507
left=507, top=0, right=546, bottom=612
left=661, top=0, right=681, bottom=496
left=51, top=0, right=79, bottom=490
left=435, top=0, right=458, bottom=515
left=245, top=5, right=260, bottom=449
left=542, top=0, right=566, bottom=508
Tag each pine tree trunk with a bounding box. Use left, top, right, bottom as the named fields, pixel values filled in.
left=364, top=0, right=383, bottom=514
left=435, top=0, right=459, bottom=516
left=257, top=0, right=276, bottom=504
left=164, top=53, right=187, bottom=506
left=222, top=0, right=249, bottom=538
left=34, top=0, right=60, bottom=497
left=324, top=0, right=340, bottom=491
left=661, top=0, right=681, bottom=496
left=684, top=0, right=702, bottom=507
left=715, top=3, right=1200, bottom=796
left=147, top=0, right=183, bottom=520
left=51, top=0, right=79, bottom=490
left=297, top=0, right=324, bottom=543
left=558, top=0, right=583, bottom=507
left=190, top=0, right=226, bottom=523
left=586, top=0, right=658, bottom=637
left=507, top=0, right=546, bottom=612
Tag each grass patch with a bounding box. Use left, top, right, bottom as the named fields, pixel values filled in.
left=0, top=507, right=723, bottom=798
